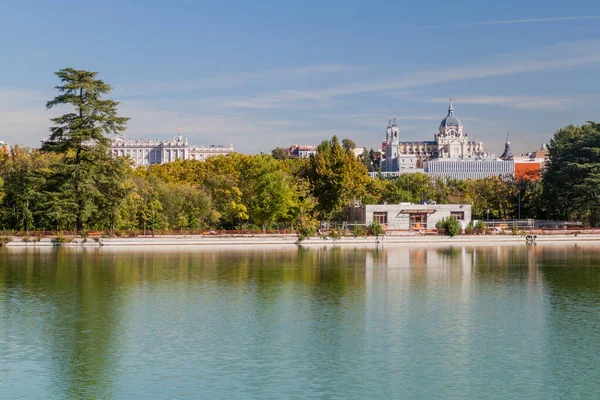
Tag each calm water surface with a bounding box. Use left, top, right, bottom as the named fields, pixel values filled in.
left=1, top=244, right=600, bottom=399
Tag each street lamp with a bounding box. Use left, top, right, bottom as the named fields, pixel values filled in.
left=486, top=209, right=490, bottom=222
left=152, top=209, right=155, bottom=238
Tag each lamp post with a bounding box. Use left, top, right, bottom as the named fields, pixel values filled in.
left=518, top=192, right=521, bottom=220
left=486, top=208, right=490, bottom=222
left=152, top=210, right=155, bottom=238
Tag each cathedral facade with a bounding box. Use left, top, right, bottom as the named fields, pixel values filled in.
left=381, top=101, right=489, bottom=172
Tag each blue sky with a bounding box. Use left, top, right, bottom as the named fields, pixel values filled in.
left=1, top=0, right=599, bottom=155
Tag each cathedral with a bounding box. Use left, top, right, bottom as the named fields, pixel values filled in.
left=381, top=100, right=489, bottom=172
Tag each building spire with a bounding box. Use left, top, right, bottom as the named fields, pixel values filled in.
left=448, top=98, right=454, bottom=115
left=500, top=133, right=513, bottom=160
left=392, top=115, right=397, bottom=126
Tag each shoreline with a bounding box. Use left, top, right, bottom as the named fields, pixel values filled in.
left=2, top=233, right=599, bottom=247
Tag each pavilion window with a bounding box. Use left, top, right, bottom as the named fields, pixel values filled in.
left=373, top=212, right=388, bottom=225
left=450, top=211, right=464, bottom=221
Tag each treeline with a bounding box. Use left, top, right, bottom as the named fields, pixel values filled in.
left=0, top=68, right=598, bottom=232
left=3, top=127, right=598, bottom=232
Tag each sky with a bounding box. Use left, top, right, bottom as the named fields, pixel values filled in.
left=1, top=0, right=599, bottom=155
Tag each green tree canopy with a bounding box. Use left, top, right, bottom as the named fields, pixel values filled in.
left=543, top=122, right=600, bottom=225
left=306, top=135, right=369, bottom=220
left=342, top=138, right=356, bottom=152
left=271, top=147, right=288, bottom=160
left=41, top=68, right=130, bottom=231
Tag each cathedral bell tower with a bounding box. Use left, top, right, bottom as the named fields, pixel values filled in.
left=385, top=116, right=400, bottom=171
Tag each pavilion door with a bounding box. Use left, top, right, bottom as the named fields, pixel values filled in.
left=409, top=213, right=428, bottom=230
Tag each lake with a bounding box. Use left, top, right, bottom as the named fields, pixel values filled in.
left=1, top=244, right=600, bottom=399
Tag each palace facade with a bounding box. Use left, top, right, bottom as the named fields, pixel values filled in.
left=110, top=133, right=234, bottom=166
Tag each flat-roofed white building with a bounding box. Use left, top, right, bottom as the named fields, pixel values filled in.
left=424, top=158, right=514, bottom=180
left=350, top=203, right=472, bottom=230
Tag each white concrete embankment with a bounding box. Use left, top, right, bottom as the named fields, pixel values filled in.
left=3, top=233, right=600, bottom=247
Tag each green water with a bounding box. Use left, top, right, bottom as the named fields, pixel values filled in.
left=1, top=244, right=600, bottom=399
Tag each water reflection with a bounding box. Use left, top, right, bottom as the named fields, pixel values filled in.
left=0, top=244, right=599, bottom=399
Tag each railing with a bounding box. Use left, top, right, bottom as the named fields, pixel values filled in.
left=479, top=219, right=583, bottom=229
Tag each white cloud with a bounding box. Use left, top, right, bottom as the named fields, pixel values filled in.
left=2, top=39, right=599, bottom=152
left=426, top=95, right=572, bottom=110
left=224, top=39, right=600, bottom=109
left=114, top=64, right=356, bottom=97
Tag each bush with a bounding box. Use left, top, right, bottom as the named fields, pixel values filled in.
left=475, top=220, right=485, bottom=230
left=368, top=221, right=384, bottom=237
left=465, top=221, right=474, bottom=235
left=511, top=224, right=520, bottom=236
left=352, top=225, right=366, bottom=237
left=297, top=222, right=317, bottom=242
left=329, top=228, right=343, bottom=240
left=436, top=217, right=461, bottom=237
left=0, top=236, right=12, bottom=246
left=53, top=231, right=69, bottom=245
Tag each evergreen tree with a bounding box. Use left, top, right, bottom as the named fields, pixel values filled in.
left=543, top=122, right=600, bottom=225
left=41, top=68, right=130, bottom=231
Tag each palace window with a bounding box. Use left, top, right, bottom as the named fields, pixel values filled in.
left=373, top=212, right=388, bottom=225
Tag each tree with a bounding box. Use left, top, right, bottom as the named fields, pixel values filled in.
left=0, top=147, right=55, bottom=231
left=41, top=68, right=130, bottom=231
left=271, top=147, right=288, bottom=160
left=360, top=148, right=381, bottom=172
left=342, top=138, right=356, bottom=153
left=306, top=136, right=369, bottom=220
left=155, top=182, right=214, bottom=230
left=543, top=122, right=600, bottom=225
left=243, top=156, right=294, bottom=232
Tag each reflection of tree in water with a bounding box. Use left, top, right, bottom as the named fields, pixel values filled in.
left=436, top=246, right=460, bottom=259
left=532, top=245, right=600, bottom=397
left=538, top=244, right=600, bottom=299
left=0, top=249, right=122, bottom=399
left=0, top=247, right=375, bottom=398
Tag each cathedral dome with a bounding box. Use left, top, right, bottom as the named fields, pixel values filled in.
left=439, top=99, right=462, bottom=129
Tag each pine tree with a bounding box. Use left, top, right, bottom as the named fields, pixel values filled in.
left=41, top=68, right=130, bottom=231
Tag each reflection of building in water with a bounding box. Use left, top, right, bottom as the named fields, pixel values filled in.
left=365, top=245, right=547, bottom=306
